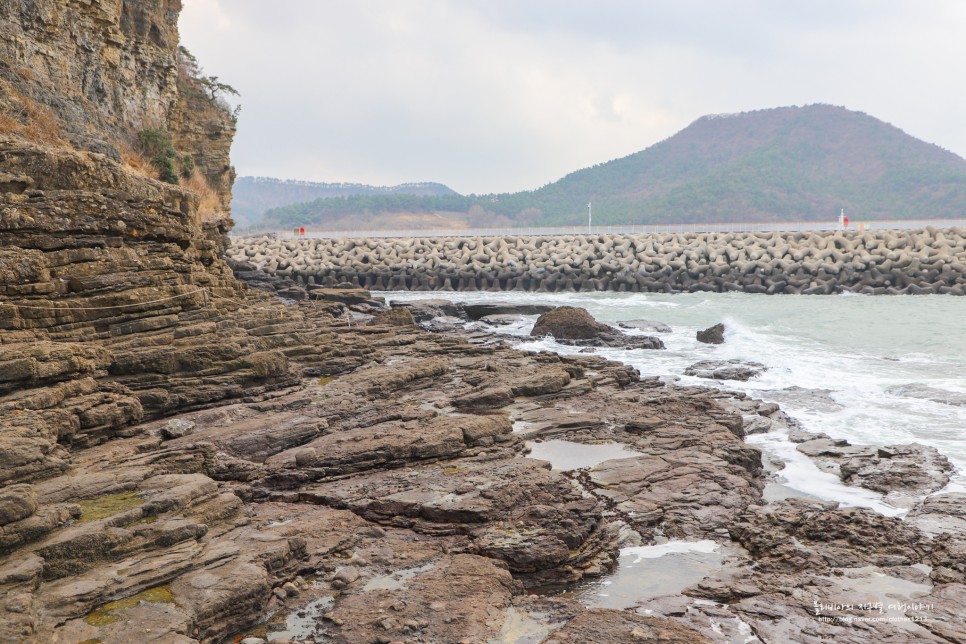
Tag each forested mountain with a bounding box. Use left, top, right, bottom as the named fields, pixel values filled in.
left=231, top=177, right=456, bottom=228
left=256, top=105, right=966, bottom=230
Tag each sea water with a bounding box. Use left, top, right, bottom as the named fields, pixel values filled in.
left=381, top=291, right=966, bottom=512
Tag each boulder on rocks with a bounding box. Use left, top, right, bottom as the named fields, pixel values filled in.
left=531, top=307, right=665, bottom=350
left=531, top=307, right=610, bottom=340
left=160, top=419, right=195, bottom=440
left=685, top=360, right=766, bottom=381
left=696, top=323, right=725, bottom=344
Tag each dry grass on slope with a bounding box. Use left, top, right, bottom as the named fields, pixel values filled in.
left=0, top=77, right=67, bottom=147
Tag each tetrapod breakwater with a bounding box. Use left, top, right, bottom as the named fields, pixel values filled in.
left=228, top=228, right=966, bottom=295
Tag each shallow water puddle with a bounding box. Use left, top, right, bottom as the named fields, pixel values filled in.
left=362, top=563, right=436, bottom=592
left=264, top=595, right=334, bottom=641
left=488, top=606, right=564, bottom=644
left=579, top=540, right=723, bottom=610
left=525, top=439, right=644, bottom=471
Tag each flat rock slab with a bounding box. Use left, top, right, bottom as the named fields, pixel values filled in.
left=796, top=438, right=953, bottom=497
left=549, top=608, right=710, bottom=643
left=886, top=383, right=966, bottom=407
left=909, top=583, right=966, bottom=642
left=729, top=498, right=931, bottom=573
left=264, top=414, right=511, bottom=478
left=327, top=554, right=516, bottom=643
left=392, top=299, right=466, bottom=321
left=464, top=303, right=555, bottom=320
left=685, top=360, right=766, bottom=381
left=480, top=313, right=528, bottom=326
left=587, top=452, right=762, bottom=539
left=297, top=456, right=612, bottom=579
left=908, top=493, right=966, bottom=538
left=307, top=287, right=375, bottom=305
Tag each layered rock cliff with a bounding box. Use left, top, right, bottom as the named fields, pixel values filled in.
left=1, top=0, right=258, bottom=478
left=0, top=0, right=234, bottom=215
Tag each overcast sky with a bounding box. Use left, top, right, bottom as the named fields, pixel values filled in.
left=179, top=1, right=966, bottom=195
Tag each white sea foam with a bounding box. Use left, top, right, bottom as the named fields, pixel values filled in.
left=380, top=291, right=966, bottom=512
left=621, top=540, right=720, bottom=562
left=745, top=429, right=906, bottom=516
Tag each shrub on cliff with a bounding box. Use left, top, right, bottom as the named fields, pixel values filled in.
left=136, top=129, right=194, bottom=184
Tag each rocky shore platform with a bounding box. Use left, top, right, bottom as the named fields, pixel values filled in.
left=229, top=228, right=966, bottom=296
left=5, top=226, right=966, bottom=642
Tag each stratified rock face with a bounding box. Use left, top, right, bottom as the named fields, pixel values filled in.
left=0, top=0, right=235, bottom=212
left=0, top=0, right=180, bottom=153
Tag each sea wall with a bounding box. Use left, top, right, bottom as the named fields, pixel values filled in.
left=229, top=228, right=966, bottom=295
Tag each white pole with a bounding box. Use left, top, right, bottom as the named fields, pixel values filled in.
left=588, top=201, right=592, bottom=234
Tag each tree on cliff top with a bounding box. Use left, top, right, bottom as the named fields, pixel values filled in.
left=178, top=46, right=240, bottom=121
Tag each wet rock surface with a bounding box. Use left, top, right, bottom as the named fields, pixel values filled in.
left=685, top=359, right=767, bottom=381
left=794, top=432, right=953, bottom=503
left=531, top=306, right=665, bottom=350
left=696, top=322, right=726, bottom=344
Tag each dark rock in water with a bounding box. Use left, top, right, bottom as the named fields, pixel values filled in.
left=886, top=383, right=966, bottom=407
left=685, top=360, right=766, bottom=381
left=160, top=419, right=195, bottom=440
left=392, top=299, right=466, bottom=322
left=696, top=323, right=725, bottom=344
left=465, top=303, right=555, bottom=320
left=480, top=314, right=526, bottom=326
left=368, top=307, right=416, bottom=328
left=558, top=335, right=665, bottom=350
left=531, top=307, right=614, bottom=340
left=617, top=319, right=672, bottom=333
left=532, top=307, right=664, bottom=350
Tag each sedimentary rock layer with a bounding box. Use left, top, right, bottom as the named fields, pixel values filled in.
left=231, top=228, right=966, bottom=295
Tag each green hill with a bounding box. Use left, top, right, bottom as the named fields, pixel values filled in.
left=258, top=105, right=966, bottom=229
left=231, top=177, right=456, bottom=229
